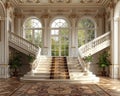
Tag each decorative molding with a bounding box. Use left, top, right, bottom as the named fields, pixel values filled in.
left=41, top=14, right=50, bottom=18
left=50, top=0, right=70, bottom=3
left=69, top=14, right=77, bottom=18
left=80, top=0, right=100, bottom=3
left=14, top=11, right=23, bottom=18
left=19, top=0, right=40, bottom=3
left=0, top=64, right=9, bottom=78
left=5, top=2, right=12, bottom=8
left=0, top=16, right=5, bottom=20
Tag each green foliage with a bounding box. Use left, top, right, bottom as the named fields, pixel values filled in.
left=84, top=54, right=93, bottom=62
left=9, top=52, right=22, bottom=77
left=51, top=29, right=69, bottom=56
left=28, top=54, right=35, bottom=63
left=9, top=52, right=22, bottom=69
left=98, top=51, right=110, bottom=68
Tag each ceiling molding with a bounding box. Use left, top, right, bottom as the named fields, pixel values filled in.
left=9, top=0, right=110, bottom=17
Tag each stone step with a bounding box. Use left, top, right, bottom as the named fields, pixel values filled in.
left=23, top=75, right=50, bottom=79
left=34, top=73, right=50, bottom=75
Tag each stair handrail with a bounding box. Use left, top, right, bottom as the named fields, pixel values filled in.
left=78, top=32, right=110, bottom=71
left=9, top=32, right=39, bottom=54
left=78, top=54, right=86, bottom=71
left=79, top=32, right=110, bottom=57
left=31, top=47, right=42, bottom=71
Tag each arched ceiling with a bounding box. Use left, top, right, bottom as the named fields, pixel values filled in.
left=10, top=0, right=112, bottom=17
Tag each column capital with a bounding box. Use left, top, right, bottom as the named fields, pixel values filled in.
left=41, top=14, right=50, bottom=19
left=69, top=14, right=78, bottom=19
left=14, top=13, right=23, bottom=18
left=5, top=2, right=12, bottom=9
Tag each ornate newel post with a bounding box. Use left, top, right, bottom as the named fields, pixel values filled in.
left=84, top=55, right=92, bottom=75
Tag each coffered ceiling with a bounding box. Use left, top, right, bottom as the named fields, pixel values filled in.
left=10, top=0, right=111, bottom=16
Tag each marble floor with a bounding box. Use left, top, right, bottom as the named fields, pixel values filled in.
left=0, top=77, right=120, bottom=96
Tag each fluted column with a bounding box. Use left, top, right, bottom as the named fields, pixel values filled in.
left=14, top=13, right=23, bottom=36
left=69, top=14, right=77, bottom=57
left=0, top=1, right=10, bottom=78
left=42, top=14, right=50, bottom=55
left=110, top=16, right=119, bottom=79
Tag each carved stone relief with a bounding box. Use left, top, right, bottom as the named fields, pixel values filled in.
left=50, top=0, right=70, bottom=3
left=19, top=0, right=40, bottom=3
left=80, top=0, right=100, bottom=3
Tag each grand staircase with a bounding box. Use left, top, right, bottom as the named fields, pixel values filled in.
left=21, top=56, right=52, bottom=80
left=9, top=31, right=110, bottom=82
left=21, top=56, right=70, bottom=81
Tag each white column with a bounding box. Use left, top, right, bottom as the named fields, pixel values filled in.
left=15, top=15, right=22, bottom=36
left=118, top=18, right=120, bottom=78
left=70, top=17, right=77, bottom=57
left=110, top=17, right=119, bottom=79
left=0, top=18, right=9, bottom=78
left=43, top=16, right=49, bottom=56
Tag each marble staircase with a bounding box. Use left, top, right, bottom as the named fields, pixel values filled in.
left=21, top=56, right=70, bottom=81
left=21, top=56, right=99, bottom=82
left=67, top=57, right=99, bottom=82
left=21, top=56, right=52, bottom=80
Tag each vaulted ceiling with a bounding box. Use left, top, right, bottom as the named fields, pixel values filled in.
left=10, top=0, right=112, bottom=17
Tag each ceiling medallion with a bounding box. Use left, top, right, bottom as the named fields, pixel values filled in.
left=50, top=0, right=70, bottom=3
left=19, top=0, right=40, bottom=3
left=80, top=0, right=100, bottom=3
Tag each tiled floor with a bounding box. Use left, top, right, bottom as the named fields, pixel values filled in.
left=0, top=77, right=120, bottom=96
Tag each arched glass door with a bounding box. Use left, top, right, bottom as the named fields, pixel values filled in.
left=78, top=18, right=96, bottom=47
left=23, top=17, right=42, bottom=47
left=51, top=19, right=69, bottom=56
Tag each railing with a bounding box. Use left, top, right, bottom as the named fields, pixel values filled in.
left=9, top=32, right=39, bottom=55
left=79, top=32, right=110, bottom=58
left=78, top=55, right=86, bottom=71
left=78, top=32, right=110, bottom=71
left=32, top=47, right=42, bottom=70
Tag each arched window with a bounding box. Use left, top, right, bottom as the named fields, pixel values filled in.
left=23, top=17, right=42, bottom=47
left=50, top=18, right=69, bottom=56
left=78, top=17, right=96, bottom=47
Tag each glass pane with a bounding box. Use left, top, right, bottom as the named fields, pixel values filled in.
left=24, top=18, right=43, bottom=47
left=51, top=30, right=59, bottom=35
left=78, top=18, right=95, bottom=47
left=51, top=19, right=68, bottom=28
left=25, top=18, right=42, bottom=28
left=34, top=30, right=42, bottom=47
left=86, top=30, right=95, bottom=42
left=78, top=30, right=85, bottom=47
left=25, top=29, right=32, bottom=42
left=51, top=19, right=69, bottom=56
left=78, top=18, right=94, bottom=29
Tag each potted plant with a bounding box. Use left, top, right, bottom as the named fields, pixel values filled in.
left=28, top=54, right=35, bottom=63
left=84, top=54, right=93, bottom=63
left=28, top=54, right=35, bottom=70
left=9, top=52, right=22, bottom=77
left=83, top=54, right=93, bottom=73
left=98, top=51, right=110, bottom=76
